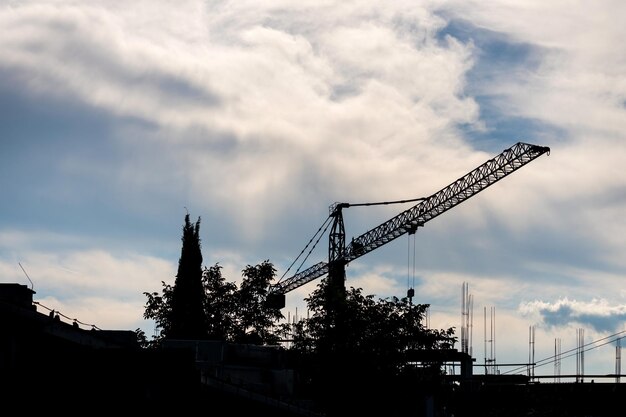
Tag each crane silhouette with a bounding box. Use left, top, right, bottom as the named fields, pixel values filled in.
left=267, top=142, right=550, bottom=314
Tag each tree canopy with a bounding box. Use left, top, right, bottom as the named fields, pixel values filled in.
left=168, top=213, right=207, bottom=340
left=138, top=212, right=459, bottom=416
left=140, top=213, right=284, bottom=346
left=284, top=275, right=457, bottom=415
left=141, top=259, right=284, bottom=347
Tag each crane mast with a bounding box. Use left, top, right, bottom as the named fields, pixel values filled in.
left=268, top=142, right=550, bottom=308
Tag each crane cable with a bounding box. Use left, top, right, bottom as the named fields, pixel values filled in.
left=344, top=196, right=425, bottom=208
left=345, top=195, right=426, bottom=302
left=277, top=215, right=333, bottom=284
left=278, top=196, right=425, bottom=286
left=501, top=330, right=626, bottom=375
left=407, top=229, right=416, bottom=304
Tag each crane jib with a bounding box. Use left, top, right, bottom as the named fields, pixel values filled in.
left=268, top=142, right=550, bottom=300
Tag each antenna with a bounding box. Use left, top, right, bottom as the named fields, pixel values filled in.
left=18, top=262, right=35, bottom=290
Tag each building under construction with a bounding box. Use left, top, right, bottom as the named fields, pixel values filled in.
left=3, top=142, right=624, bottom=416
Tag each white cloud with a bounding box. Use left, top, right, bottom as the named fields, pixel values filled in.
left=0, top=244, right=176, bottom=332
left=440, top=0, right=626, bottom=138
left=2, top=0, right=626, bottom=378
left=520, top=297, right=626, bottom=333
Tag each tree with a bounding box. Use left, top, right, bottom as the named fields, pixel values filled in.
left=140, top=214, right=284, bottom=346
left=141, top=279, right=174, bottom=346
left=233, top=260, right=284, bottom=345
left=141, top=261, right=284, bottom=347
left=203, top=263, right=238, bottom=340
left=167, top=213, right=207, bottom=340
left=141, top=263, right=237, bottom=347
left=286, top=278, right=457, bottom=416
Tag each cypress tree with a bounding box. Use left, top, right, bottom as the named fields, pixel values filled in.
left=168, top=213, right=208, bottom=340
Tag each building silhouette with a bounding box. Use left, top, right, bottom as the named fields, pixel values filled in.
left=0, top=283, right=317, bottom=415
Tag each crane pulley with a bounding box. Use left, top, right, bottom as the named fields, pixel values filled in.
left=268, top=142, right=550, bottom=309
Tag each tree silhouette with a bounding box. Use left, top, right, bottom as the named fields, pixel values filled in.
left=138, top=214, right=459, bottom=415
left=167, top=213, right=208, bottom=340
left=141, top=279, right=174, bottom=346
left=233, top=260, right=284, bottom=345
left=286, top=277, right=457, bottom=416
left=141, top=216, right=284, bottom=346
left=203, top=263, right=238, bottom=340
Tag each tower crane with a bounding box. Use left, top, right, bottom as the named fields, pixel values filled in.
left=267, top=142, right=550, bottom=310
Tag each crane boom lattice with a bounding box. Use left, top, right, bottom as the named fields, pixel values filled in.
left=269, top=142, right=550, bottom=302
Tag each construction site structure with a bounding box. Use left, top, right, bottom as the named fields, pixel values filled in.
left=267, top=142, right=551, bottom=310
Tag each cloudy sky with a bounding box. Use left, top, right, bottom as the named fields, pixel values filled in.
left=2, top=0, right=625, bottom=379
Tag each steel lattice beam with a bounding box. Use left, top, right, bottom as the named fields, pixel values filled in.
left=269, top=142, right=549, bottom=296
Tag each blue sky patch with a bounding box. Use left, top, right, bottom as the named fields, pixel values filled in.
left=437, top=18, right=562, bottom=152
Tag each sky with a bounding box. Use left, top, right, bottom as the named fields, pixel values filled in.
left=2, top=0, right=626, bottom=381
